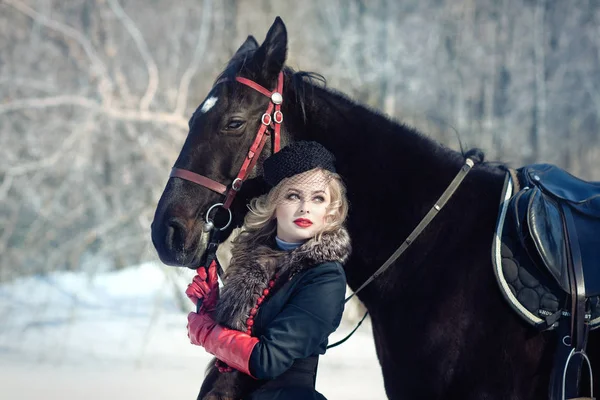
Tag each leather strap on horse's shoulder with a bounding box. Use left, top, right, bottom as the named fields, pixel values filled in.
left=327, top=158, right=478, bottom=350
left=346, top=158, right=477, bottom=302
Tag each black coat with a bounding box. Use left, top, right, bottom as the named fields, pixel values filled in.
left=204, top=228, right=352, bottom=400
left=245, top=261, right=347, bottom=400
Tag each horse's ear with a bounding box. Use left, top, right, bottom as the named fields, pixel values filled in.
left=253, top=17, right=287, bottom=82
left=233, top=35, right=259, bottom=58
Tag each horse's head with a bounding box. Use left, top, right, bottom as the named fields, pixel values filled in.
left=151, top=18, right=292, bottom=267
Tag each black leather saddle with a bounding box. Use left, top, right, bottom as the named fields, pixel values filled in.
left=517, top=164, right=600, bottom=297
left=492, top=164, right=600, bottom=400
left=494, top=163, right=600, bottom=329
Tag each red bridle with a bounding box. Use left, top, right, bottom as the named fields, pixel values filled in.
left=169, top=72, right=284, bottom=230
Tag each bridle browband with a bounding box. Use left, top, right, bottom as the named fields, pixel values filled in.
left=169, top=68, right=480, bottom=349
left=169, top=72, right=285, bottom=231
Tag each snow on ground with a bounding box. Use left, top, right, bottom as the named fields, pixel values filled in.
left=0, top=262, right=386, bottom=400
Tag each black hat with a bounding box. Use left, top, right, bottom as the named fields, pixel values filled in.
left=263, top=141, right=336, bottom=187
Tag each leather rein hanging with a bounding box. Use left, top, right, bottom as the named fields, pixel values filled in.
left=170, top=69, right=478, bottom=348
left=327, top=157, right=476, bottom=349
left=169, top=72, right=285, bottom=231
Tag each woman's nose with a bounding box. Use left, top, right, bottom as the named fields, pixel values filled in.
left=299, top=202, right=310, bottom=214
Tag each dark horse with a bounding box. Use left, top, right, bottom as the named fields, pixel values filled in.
left=151, top=18, right=599, bottom=399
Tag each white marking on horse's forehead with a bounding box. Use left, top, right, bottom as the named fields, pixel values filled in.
left=200, top=96, right=218, bottom=113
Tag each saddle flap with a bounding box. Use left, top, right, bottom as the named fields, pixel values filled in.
left=526, top=186, right=600, bottom=296
left=524, top=164, right=600, bottom=211
left=526, top=188, right=570, bottom=292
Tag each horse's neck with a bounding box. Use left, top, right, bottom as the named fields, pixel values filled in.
left=285, top=82, right=505, bottom=297
left=288, top=83, right=465, bottom=227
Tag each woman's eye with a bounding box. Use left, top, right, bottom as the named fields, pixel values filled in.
left=313, top=196, right=325, bottom=203
left=225, top=120, right=245, bottom=130
left=286, top=193, right=300, bottom=200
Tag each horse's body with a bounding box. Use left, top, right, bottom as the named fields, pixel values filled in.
left=151, top=18, right=598, bottom=399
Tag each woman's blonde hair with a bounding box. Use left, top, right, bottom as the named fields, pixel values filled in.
left=232, top=168, right=348, bottom=250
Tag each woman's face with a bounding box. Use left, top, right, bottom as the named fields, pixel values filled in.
left=274, top=170, right=331, bottom=243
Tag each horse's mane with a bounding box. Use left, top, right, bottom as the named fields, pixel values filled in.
left=216, top=52, right=494, bottom=172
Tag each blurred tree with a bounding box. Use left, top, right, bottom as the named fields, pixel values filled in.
left=0, top=0, right=598, bottom=281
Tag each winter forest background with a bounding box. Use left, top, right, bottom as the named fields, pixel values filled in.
left=1, top=0, right=599, bottom=399
left=2, top=0, right=600, bottom=281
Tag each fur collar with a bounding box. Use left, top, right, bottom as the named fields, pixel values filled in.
left=283, top=227, right=351, bottom=277
left=213, top=227, right=351, bottom=331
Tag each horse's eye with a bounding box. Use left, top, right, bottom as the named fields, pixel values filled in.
left=225, top=119, right=245, bottom=131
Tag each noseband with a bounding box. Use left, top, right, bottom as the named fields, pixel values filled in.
left=169, top=72, right=284, bottom=231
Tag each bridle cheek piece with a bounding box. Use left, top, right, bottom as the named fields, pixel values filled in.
left=169, top=72, right=285, bottom=231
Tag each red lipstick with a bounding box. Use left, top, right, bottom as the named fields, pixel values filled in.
left=293, top=218, right=313, bottom=228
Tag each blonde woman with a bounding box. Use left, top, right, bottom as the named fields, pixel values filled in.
left=186, top=141, right=351, bottom=400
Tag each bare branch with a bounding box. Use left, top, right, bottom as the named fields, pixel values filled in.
left=0, top=200, right=20, bottom=256
left=533, top=0, right=547, bottom=160
left=0, top=95, right=188, bottom=129
left=0, top=95, right=97, bottom=112
left=107, top=0, right=159, bottom=111
left=4, top=0, right=114, bottom=102
left=46, top=205, right=145, bottom=268
left=174, top=0, right=213, bottom=115
left=3, top=125, right=83, bottom=176
left=114, top=69, right=136, bottom=105
left=0, top=77, right=57, bottom=93
left=0, top=174, right=14, bottom=202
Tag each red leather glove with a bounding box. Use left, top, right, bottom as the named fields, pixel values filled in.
left=185, top=260, right=219, bottom=308
left=187, top=311, right=259, bottom=378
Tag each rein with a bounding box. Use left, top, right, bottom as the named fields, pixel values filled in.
left=327, top=157, right=476, bottom=349
left=174, top=71, right=478, bottom=349
left=170, top=72, right=285, bottom=231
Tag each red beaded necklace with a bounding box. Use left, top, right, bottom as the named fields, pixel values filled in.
left=215, top=274, right=279, bottom=374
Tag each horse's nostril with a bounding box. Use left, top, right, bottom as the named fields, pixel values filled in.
left=166, top=218, right=187, bottom=252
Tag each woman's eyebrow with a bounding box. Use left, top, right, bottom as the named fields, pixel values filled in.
left=285, top=188, right=325, bottom=196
